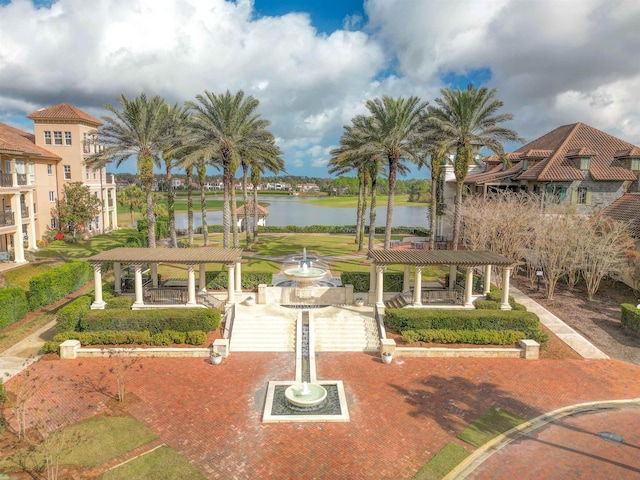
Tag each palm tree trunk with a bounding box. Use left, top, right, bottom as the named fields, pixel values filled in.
left=253, top=185, right=259, bottom=242
left=384, top=157, right=398, bottom=249
left=358, top=172, right=369, bottom=251
left=241, top=162, right=251, bottom=246
left=198, top=160, right=208, bottom=246
left=186, top=165, right=194, bottom=246
left=355, top=172, right=363, bottom=246
left=452, top=182, right=463, bottom=251
left=222, top=163, right=231, bottom=249
left=167, top=159, right=177, bottom=248
left=129, top=206, right=135, bottom=227
left=231, top=175, right=239, bottom=249
left=368, top=175, right=378, bottom=251
left=429, top=173, right=438, bottom=250
left=140, top=155, right=155, bottom=248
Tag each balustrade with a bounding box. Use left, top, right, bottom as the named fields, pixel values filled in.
left=0, top=174, right=12, bottom=187
left=0, top=211, right=15, bottom=226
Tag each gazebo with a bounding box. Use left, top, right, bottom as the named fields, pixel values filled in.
left=236, top=201, right=269, bottom=232
left=367, top=250, right=515, bottom=309
left=87, top=247, right=243, bottom=309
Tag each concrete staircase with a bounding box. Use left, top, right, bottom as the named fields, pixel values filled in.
left=313, top=307, right=379, bottom=352
left=230, top=305, right=296, bottom=352
left=384, top=292, right=412, bottom=309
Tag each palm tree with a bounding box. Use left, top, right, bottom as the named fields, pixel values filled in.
left=118, top=185, right=144, bottom=226
left=197, top=157, right=209, bottom=246
left=427, top=84, right=523, bottom=250
left=89, top=94, right=172, bottom=248
left=180, top=90, right=280, bottom=248
left=359, top=97, right=428, bottom=249
left=185, top=164, right=194, bottom=245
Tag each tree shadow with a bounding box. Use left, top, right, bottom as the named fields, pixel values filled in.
left=389, top=375, right=542, bottom=435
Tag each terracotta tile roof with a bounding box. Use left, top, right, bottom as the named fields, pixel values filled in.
left=614, top=148, right=640, bottom=158
left=521, top=149, right=553, bottom=158
left=464, top=163, right=522, bottom=184
left=0, top=122, right=61, bottom=160
left=26, top=103, right=102, bottom=126
left=367, top=249, right=513, bottom=267
left=601, top=193, right=640, bottom=238
left=565, top=147, right=598, bottom=157
left=236, top=201, right=269, bottom=216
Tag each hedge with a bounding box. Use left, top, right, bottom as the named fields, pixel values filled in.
left=43, top=329, right=208, bottom=354
left=475, top=300, right=499, bottom=310
left=340, top=272, right=404, bottom=293
left=401, top=329, right=526, bottom=345
left=205, top=271, right=272, bottom=290
left=200, top=224, right=429, bottom=236
left=80, top=308, right=220, bottom=333
left=28, top=261, right=92, bottom=310
left=486, top=287, right=527, bottom=311
left=621, top=304, right=640, bottom=334
left=56, top=296, right=92, bottom=333
left=0, top=288, right=29, bottom=329
left=105, top=296, right=134, bottom=310
left=384, top=308, right=547, bottom=345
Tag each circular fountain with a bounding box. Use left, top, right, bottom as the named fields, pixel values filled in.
left=284, top=381, right=327, bottom=410
left=283, top=263, right=327, bottom=287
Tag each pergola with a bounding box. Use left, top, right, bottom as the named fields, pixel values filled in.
left=367, top=250, right=515, bottom=309
left=87, top=247, right=243, bottom=309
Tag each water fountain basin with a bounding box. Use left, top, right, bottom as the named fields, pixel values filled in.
left=283, top=266, right=327, bottom=285
left=284, top=382, right=327, bottom=409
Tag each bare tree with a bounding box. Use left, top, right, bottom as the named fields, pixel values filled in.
left=106, top=349, right=141, bottom=403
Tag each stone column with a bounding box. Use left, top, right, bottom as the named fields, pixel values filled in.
left=111, top=189, right=118, bottom=229
left=403, top=265, right=411, bottom=292
left=133, top=264, right=144, bottom=307
left=114, top=262, right=122, bottom=294
left=413, top=266, right=423, bottom=306
left=500, top=267, right=512, bottom=310
left=464, top=266, right=474, bottom=307
left=10, top=159, right=17, bottom=187
left=199, top=264, right=207, bottom=292
left=448, top=264, right=457, bottom=289
left=150, top=263, right=158, bottom=288
left=26, top=190, right=37, bottom=250
left=369, top=264, right=376, bottom=296
left=102, top=187, right=109, bottom=232
left=187, top=264, right=197, bottom=305
left=484, top=264, right=492, bottom=296
left=226, top=263, right=236, bottom=303
left=11, top=193, right=25, bottom=263
left=376, top=265, right=385, bottom=304
left=235, top=260, right=242, bottom=294
left=90, top=262, right=106, bottom=309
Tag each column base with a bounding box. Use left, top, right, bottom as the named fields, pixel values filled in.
left=499, top=303, right=512, bottom=310
left=91, top=301, right=106, bottom=310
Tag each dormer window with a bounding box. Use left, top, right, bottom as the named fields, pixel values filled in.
left=521, top=159, right=529, bottom=171
left=576, top=156, right=591, bottom=170
left=630, top=157, right=640, bottom=171
left=566, top=148, right=596, bottom=171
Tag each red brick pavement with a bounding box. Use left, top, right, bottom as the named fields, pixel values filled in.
left=5, top=355, right=640, bottom=479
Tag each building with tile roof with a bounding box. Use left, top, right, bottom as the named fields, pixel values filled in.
left=464, top=123, right=640, bottom=214
left=0, top=104, right=118, bottom=262
left=236, top=201, right=269, bottom=232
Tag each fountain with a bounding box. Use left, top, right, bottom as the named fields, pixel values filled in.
left=283, top=248, right=327, bottom=287
left=284, top=381, right=327, bottom=410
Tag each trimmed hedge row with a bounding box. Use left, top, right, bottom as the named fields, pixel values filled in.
left=200, top=224, right=429, bottom=236
left=0, top=288, right=29, bottom=329
left=105, top=297, right=134, bottom=309
left=402, top=329, right=526, bottom=345
left=385, top=308, right=547, bottom=345
left=621, top=304, right=640, bottom=334
left=56, top=296, right=92, bottom=333
left=475, top=300, right=499, bottom=310
left=80, top=308, right=220, bottom=333
left=205, top=271, right=272, bottom=290
left=28, top=261, right=92, bottom=310
left=486, top=287, right=526, bottom=311
left=340, top=272, right=405, bottom=293
left=43, top=329, right=208, bottom=354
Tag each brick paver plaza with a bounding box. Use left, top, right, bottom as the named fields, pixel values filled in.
left=13, top=354, right=640, bottom=479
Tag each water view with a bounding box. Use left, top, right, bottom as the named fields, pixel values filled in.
left=174, top=195, right=430, bottom=230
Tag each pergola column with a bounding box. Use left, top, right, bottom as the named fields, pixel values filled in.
left=114, top=262, right=122, bottom=294
left=199, top=264, right=207, bottom=293
left=235, top=260, right=242, bottom=294
left=369, top=264, right=376, bottom=296
left=132, top=263, right=144, bottom=307
left=375, top=265, right=385, bottom=304
left=150, top=263, right=158, bottom=288
left=484, top=264, right=492, bottom=295
left=500, top=267, right=512, bottom=310
left=90, top=262, right=106, bottom=309
left=226, top=263, right=236, bottom=303
left=413, top=266, right=423, bottom=306
left=464, top=266, right=474, bottom=307
left=448, top=264, right=457, bottom=289
left=187, top=264, right=197, bottom=305
left=403, top=265, right=411, bottom=292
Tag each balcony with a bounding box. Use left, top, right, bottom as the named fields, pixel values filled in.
left=0, top=174, right=12, bottom=188
left=106, top=173, right=116, bottom=184
left=0, top=211, right=15, bottom=226
left=108, top=198, right=114, bottom=207
left=16, top=174, right=27, bottom=186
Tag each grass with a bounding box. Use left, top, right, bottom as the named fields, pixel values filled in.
left=457, top=407, right=526, bottom=447
left=0, top=417, right=157, bottom=472
left=102, top=446, right=207, bottom=480
left=412, top=443, right=471, bottom=480
left=2, top=260, right=64, bottom=289
left=302, top=194, right=426, bottom=208
left=35, top=229, right=139, bottom=261
left=0, top=311, right=56, bottom=353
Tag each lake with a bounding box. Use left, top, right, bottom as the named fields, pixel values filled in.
left=174, top=195, right=430, bottom=229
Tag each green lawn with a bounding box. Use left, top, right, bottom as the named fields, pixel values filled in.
left=412, top=443, right=471, bottom=480
left=35, top=229, right=139, bottom=261
left=102, top=446, right=207, bottom=480
left=457, top=407, right=526, bottom=447
left=302, top=194, right=427, bottom=208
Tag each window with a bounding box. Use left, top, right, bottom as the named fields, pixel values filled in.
left=64, top=131, right=71, bottom=145
left=51, top=218, right=56, bottom=229
left=545, top=185, right=567, bottom=204
left=83, top=132, right=90, bottom=154
left=63, top=165, right=71, bottom=180
left=85, top=166, right=90, bottom=180
left=93, top=169, right=97, bottom=180
left=95, top=216, right=99, bottom=230
left=47, top=164, right=53, bottom=175
left=88, top=219, right=93, bottom=232
left=49, top=191, right=55, bottom=202
left=54, top=131, right=62, bottom=145
left=44, top=131, right=52, bottom=145
left=575, top=186, right=591, bottom=205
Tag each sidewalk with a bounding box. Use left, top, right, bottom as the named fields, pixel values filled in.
left=0, top=319, right=56, bottom=379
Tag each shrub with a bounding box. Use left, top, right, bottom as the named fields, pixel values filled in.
left=80, top=308, right=220, bottom=333
left=28, top=261, right=92, bottom=310
left=206, top=271, right=272, bottom=290
left=106, top=296, right=134, bottom=310
left=0, top=287, right=29, bottom=329
left=46, top=328, right=208, bottom=351
left=621, top=304, right=640, bottom=334
left=475, top=300, right=499, bottom=310
left=487, top=287, right=526, bottom=311
left=56, top=296, right=92, bottom=332
left=340, top=272, right=404, bottom=293
left=401, top=329, right=525, bottom=345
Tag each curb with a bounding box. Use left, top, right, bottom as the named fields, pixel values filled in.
left=444, top=398, right=640, bottom=479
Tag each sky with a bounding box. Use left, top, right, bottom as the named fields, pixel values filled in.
left=1, top=0, right=640, bottom=178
